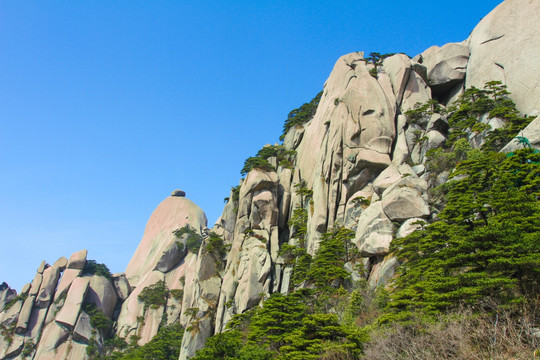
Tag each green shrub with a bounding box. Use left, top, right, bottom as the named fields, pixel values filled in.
left=82, top=303, right=111, bottom=331
left=288, top=208, right=308, bottom=242
left=240, top=144, right=296, bottom=176
left=307, top=227, right=356, bottom=290
left=294, top=181, right=313, bottom=201
left=389, top=149, right=540, bottom=315
left=170, top=289, right=183, bottom=300
left=173, top=226, right=203, bottom=254
left=3, top=292, right=28, bottom=311
left=138, top=280, right=169, bottom=310
left=109, top=324, right=184, bottom=360
left=280, top=91, right=322, bottom=141
left=205, top=232, right=229, bottom=258
left=82, top=260, right=112, bottom=280
left=21, top=339, right=35, bottom=358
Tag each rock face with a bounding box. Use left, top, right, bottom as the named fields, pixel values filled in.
left=125, top=195, right=207, bottom=287
left=1, top=1, right=540, bottom=359
left=466, top=0, right=540, bottom=116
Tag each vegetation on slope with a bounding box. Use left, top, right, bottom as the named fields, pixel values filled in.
left=280, top=91, right=322, bottom=141
left=192, top=82, right=540, bottom=359
left=86, top=82, right=538, bottom=360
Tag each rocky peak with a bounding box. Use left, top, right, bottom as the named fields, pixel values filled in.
left=1, top=0, right=539, bottom=359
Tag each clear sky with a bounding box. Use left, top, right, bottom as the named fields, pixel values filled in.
left=0, top=0, right=502, bottom=291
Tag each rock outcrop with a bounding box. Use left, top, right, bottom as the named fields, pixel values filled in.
left=1, top=0, right=539, bottom=359
left=466, top=0, right=540, bottom=116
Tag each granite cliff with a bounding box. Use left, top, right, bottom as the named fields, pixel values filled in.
left=1, top=0, right=539, bottom=358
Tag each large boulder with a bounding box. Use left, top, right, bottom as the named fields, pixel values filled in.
left=55, top=277, right=89, bottom=330
left=355, top=201, right=395, bottom=256
left=36, top=265, right=60, bottom=308
left=466, top=0, right=540, bottom=116
left=85, top=275, right=118, bottom=319
left=416, top=42, right=469, bottom=97
left=67, top=249, right=88, bottom=270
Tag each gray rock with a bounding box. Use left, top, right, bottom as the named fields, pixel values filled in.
left=373, top=165, right=401, bottom=195
left=427, top=113, right=449, bottom=133
left=0, top=283, right=17, bottom=312
left=368, top=256, right=399, bottom=287
left=37, top=260, right=48, bottom=274
left=86, top=275, right=118, bottom=319
left=355, top=202, right=395, bottom=256
left=111, top=273, right=131, bottom=301
left=419, top=42, right=469, bottom=97
left=171, top=189, right=186, bottom=197
left=73, top=311, right=93, bottom=344
left=154, top=240, right=184, bottom=273
left=396, top=218, right=427, bottom=238
left=382, top=177, right=430, bottom=222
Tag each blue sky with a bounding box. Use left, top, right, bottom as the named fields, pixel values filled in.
left=0, top=0, right=502, bottom=291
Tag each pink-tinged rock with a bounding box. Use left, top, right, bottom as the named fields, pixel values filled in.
left=36, top=265, right=60, bottom=308
left=55, top=277, right=89, bottom=330
left=125, top=196, right=207, bottom=287
left=86, top=275, right=117, bottom=319
left=67, top=249, right=87, bottom=270
left=64, top=341, right=89, bottom=360
left=138, top=306, right=164, bottom=346
left=116, top=271, right=164, bottom=340
left=3, top=333, right=24, bottom=358
left=33, top=322, right=70, bottom=359
left=25, top=304, right=48, bottom=339
left=54, top=268, right=82, bottom=302
left=401, top=70, right=432, bottom=115
left=15, top=294, right=35, bottom=334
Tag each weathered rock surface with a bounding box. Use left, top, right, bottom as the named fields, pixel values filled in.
left=355, top=201, right=394, bottom=256
left=67, top=249, right=88, bottom=270
left=416, top=42, right=469, bottom=97
left=125, top=195, right=207, bottom=287
left=55, top=277, right=89, bottom=330
left=466, top=0, right=540, bottom=116
left=2, top=2, right=540, bottom=359
left=501, top=116, right=540, bottom=152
